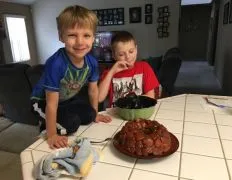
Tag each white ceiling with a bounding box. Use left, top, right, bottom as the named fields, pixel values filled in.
left=0, top=0, right=213, bottom=6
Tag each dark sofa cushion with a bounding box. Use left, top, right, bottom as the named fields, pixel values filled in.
left=0, top=63, right=38, bottom=125
left=25, top=64, right=44, bottom=90
left=158, top=56, right=182, bottom=96
left=144, top=56, right=163, bottom=76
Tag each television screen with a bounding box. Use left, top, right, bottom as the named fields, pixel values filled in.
left=91, top=31, right=118, bottom=62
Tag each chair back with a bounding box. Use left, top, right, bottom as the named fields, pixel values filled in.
left=158, top=56, right=182, bottom=96
left=163, top=47, right=181, bottom=60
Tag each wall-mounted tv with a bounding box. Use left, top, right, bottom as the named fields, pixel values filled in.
left=91, top=31, right=119, bottom=62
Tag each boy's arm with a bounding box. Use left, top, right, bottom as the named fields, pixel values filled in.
left=99, top=61, right=129, bottom=102
left=89, top=82, right=112, bottom=123
left=45, top=91, right=68, bottom=148
left=144, top=89, right=155, bottom=99
left=98, top=70, right=114, bottom=102
left=88, top=82, right=99, bottom=113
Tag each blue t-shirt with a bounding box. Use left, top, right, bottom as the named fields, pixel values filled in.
left=31, top=48, right=99, bottom=102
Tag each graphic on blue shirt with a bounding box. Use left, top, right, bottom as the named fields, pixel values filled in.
left=31, top=48, right=99, bottom=102
left=59, top=63, right=90, bottom=100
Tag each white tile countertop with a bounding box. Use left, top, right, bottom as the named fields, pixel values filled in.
left=20, top=94, right=232, bottom=180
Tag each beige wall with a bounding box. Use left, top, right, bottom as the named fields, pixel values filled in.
left=0, top=2, right=38, bottom=65
left=31, top=0, right=180, bottom=63
left=214, top=0, right=232, bottom=95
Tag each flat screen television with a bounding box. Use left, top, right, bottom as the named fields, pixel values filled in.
left=91, top=31, right=119, bottom=62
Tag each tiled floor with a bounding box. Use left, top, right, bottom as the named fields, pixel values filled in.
left=175, top=61, right=223, bottom=95
left=21, top=94, right=232, bottom=180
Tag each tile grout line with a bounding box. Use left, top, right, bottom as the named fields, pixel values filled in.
left=128, top=159, right=138, bottom=180
left=181, top=151, right=225, bottom=160
left=99, top=121, right=125, bottom=151
left=178, top=94, right=187, bottom=180
left=212, top=109, right=231, bottom=180
left=153, top=101, right=161, bottom=120
left=133, top=167, right=179, bottom=178
left=30, top=149, right=35, bottom=166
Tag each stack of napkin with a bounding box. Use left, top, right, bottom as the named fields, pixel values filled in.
left=34, top=137, right=101, bottom=179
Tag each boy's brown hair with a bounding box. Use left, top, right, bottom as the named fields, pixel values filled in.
left=57, top=5, right=98, bottom=36
left=111, top=31, right=137, bottom=51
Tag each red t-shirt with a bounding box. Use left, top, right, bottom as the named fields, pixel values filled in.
left=100, top=61, right=160, bottom=107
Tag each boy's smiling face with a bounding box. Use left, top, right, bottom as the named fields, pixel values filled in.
left=60, top=24, right=95, bottom=64
left=113, top=40, right=137, bottom=68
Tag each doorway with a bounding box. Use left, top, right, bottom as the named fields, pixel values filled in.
left=175, top=2, right=222, bottom=95
left=179, top=4, right=212, bottom=61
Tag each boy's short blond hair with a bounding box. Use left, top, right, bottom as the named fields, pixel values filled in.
left=111, top=31, right=137, bottom=51
left=57, top=5, right=98, bottom=36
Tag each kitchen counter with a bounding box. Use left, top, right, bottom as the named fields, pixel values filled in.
left=20, top=94, right=232, bottom=180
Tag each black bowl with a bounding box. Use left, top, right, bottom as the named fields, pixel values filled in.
left=115, top=95, right=157, bottom=109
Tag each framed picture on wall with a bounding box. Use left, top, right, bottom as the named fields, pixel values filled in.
left=163, top=6, right=169, bottom=13
left=145, top=15, right=152, bottom=24
left=145, top=4, right=153, bottom=14
left=129, top=7, right=141, bottom=23
left=158, top=31, right=163, bottom=38
left=163, top=32, right=169, bottom=37
left=229, top=0, right=232, bottom=23
left=223, top=2, right=229, bottom=24
left=157, top=26, right=163, bottom=33
left=92, top=8, right=124, bottom=26
left=0, top=15, right=6, bottom=38
left=163, top=27, right=168, bottom=33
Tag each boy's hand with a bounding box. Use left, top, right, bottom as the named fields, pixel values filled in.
left=95, top=114, right=112, bottom=123
left=112, top=61, right=129, bottom=74
left=47, top=134, right=68, bottom=149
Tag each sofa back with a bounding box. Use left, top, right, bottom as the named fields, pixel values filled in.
left=26, top=64, right=44, bottom=90
left=0, top=63, right=44, bottom=125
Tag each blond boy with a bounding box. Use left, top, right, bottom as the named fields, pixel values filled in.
left=31, top=5, right=111, bottom=149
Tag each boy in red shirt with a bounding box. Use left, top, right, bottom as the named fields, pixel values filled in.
left=99, top=31, right=160, bottom=107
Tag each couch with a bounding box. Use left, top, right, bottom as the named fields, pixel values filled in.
left=0, top=62, right=104, bottom=152
left=0, top=63, right=43, bottom=180
left=145, top=49, right=182, bottom=97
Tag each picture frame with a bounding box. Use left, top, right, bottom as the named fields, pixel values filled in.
left=163, top=12, right=170, bottom=17
left=163, top=32, right=169, bottom=37
left=158, top=31, right=163, bottom=38
left=93, top=8, right=124, bottom=26
left=163, top=6, right=169, bottom=13
left=0, top=15, right=6, bottom=38
left=145, top=14, right=152, bottom=24
left=129, top=7, right=141, bottom=23
left=0, top=15, right=3, bottom=29
left=145, top=4, right=153, bottom=14
left=157, top=7, right=163, bottom=13
left=157, top=17, right=164, bottom=23
left=163, top=22, right=170, bottom=27
left=163, top=16, right=169, bottom=22
left=229, top=0, right=232, bottom=23
left=223, top=2, right=229, bottom=24
left=157, top=26, right=163, bottom=33
left=158, top=22, right=163, bottom=27
left=162, top=27, right=168, bottom=33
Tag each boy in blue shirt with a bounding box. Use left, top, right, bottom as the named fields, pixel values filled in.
left=31, top=5, right=111, bottom=149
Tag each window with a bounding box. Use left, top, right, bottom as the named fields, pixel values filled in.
left=4, top=15, right=30, bottom=62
